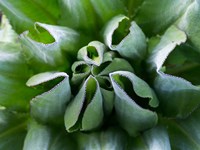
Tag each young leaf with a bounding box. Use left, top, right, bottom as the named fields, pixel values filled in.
left=65, top=76, right=103, bottom=132
left=104, top=15, right=147, bottom=61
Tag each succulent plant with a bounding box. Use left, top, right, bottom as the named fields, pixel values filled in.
left=0, top=0, right=200, bottom=149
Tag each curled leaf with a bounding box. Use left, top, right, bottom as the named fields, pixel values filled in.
left=104, top=15, right=147, bottom=61
left=26, top=72, right=71, bottom=124
left=147, top=25, right=200, bottom=118
left=77, top=41, right=106, bottom=66
left=110, top=71, right=158, bottom=136
left=65, top=76, right=103, bottom=132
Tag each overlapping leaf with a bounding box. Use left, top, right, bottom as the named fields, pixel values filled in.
left=65, top=76, right=103, bottom=132
left=110, top=71, right=158, bottom=136
left=147, top=25, right=200, bottom=118
left=104, top=15, right=147, bottom=61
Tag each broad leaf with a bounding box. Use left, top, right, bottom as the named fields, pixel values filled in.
left=59, top=0, right=96, bottom=33
left=23, top=120, right=76, bottom=150
left=110, top=71, right=158, bottom=136
left=0, top=108, right=27, bottom=150
left=27, top=72, right=71, bottom=125
left=75, top=127, right=128, bottom=150
left=0, top=43, right=40, bottom=111
left=147, top=25, right=200, bottom=118
left=90, top=0, right=125, bottom=24
left=0, top=0, right=60, bottom=33
left=134, top=0, right=192, bottom=36
left=178, top=0, right=200, bottom=52
left=20, top=22, right=79, bottom=72
left=104, top=15, right=147, bottom=61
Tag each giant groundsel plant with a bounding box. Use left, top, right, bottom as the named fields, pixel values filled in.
left=0, top=0, right=200, bottom=149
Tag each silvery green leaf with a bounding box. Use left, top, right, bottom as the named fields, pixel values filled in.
left=92, top=58, right=134, bottom=76
left=110, top=71, right=158, bottom=136
left=104, top=15, right=147, bottom=61
left=148, top=25, right=200, bottom=118
left=178, top=0, right=200, bottom=52
left=23, top=120, right=76, bottom=150
left=26, top=72, right=71, bottom=124
left=75, top=127, right=128, bottom=150
left=71, top=61, right=91, bottom=86
left=77, top=41, right=106, bottom=66
left=0, top=15, right=18, bottom=43
left=65, top=76, right=103, bottom=132
left=20, top=23, right=79, bottom=72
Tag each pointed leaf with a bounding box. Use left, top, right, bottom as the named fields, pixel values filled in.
left=104, top=15, right=147, bottom=61
left=27, top=72, right=71, bottom=124
left=0, top=15, right=18, bottom=43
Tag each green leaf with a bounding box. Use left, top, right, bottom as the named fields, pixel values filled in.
left=178, top=0, right=200, bottom=52
left=134, top=0, right=192, bottom=36
left=0, top=15, right=18, bottom=42
left=0, top=108, right=27, bottom=150
left=110, top=71, right=158, bottom=136
left=148, top=25, right=200, bottom=118
left=77, top=41, right=106, bottom=66
left=71, top=61, right=91, bottom=86
left=59, top=0, right=96, bottom=33
left=26, top=72, right=71, bottom=124
left=92, top=58, right=134, bottom=76
left=0, top=43, right=40, bottom=111
left=143, top=126, right=171, bottom=150
left=75, top=127, right=128, bottom=150
left=23, top=120, right=76, bottom=150
left=20, top=22, right=79, bottom=72
left=148, top=25, right=187, bottom=72
left=160, top=107, right=200, bottom=150
left=104, top=15, right=147, bottom=61
left=65, top=76, right=103, bottom=132
left=90, top=0, right=125, bottom=24
left=0, top=0, right=60, bottom=33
